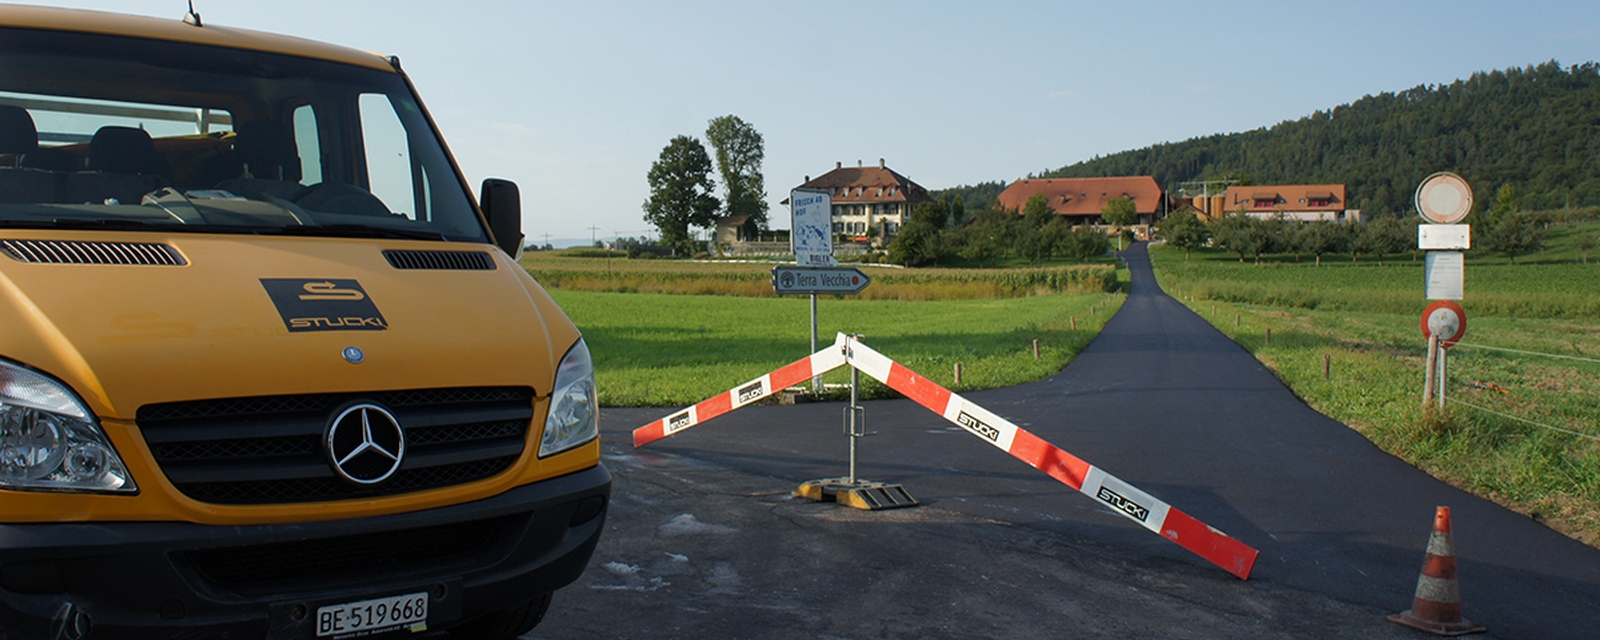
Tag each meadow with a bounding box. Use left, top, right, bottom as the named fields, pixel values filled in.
left=550, top=289, right=1123, bottom=407
left=1149, top=222, right=1600, bottom=544
left=519, top=251, right=1119, bottom=300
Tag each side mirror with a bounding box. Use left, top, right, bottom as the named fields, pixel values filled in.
left=480, top=178, right=524, bottom=258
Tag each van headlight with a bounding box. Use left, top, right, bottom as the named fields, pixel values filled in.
left=540, top=338, right=598, bottom=458
left=0, top=361, right=136, bottom=493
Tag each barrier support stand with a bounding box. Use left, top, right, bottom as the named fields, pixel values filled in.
left=795, top=352, right=918, bottom=511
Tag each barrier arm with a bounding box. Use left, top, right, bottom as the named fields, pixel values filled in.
left=841, top=334, right=1260, bottom=580
left=633, top=333, right=851, bottom=448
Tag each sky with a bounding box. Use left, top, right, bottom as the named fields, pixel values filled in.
left=17, top=1, right=1600, bottom=246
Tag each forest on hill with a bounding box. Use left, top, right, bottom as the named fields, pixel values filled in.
left=939, top=61, right=1600, bottom=215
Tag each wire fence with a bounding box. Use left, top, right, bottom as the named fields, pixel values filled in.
left=1455, top=342, right=1600, bottom=365
left=1447, top=341, right=1598, bottom=441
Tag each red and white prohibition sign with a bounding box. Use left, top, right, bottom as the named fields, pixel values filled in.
left=634, top=334, right=1261, bottom=580
left=1420, top=300, right=1467, bottom=348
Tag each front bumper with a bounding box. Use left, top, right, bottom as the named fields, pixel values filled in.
left=0, top=463, right=609, bottom=639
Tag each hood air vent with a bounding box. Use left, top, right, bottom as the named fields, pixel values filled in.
left=383, top=250, right=495, bottom=271
left=1, top=240, right=186, bottom=266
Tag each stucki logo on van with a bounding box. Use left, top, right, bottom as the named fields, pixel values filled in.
left=261, top=279, right=388, bottom=332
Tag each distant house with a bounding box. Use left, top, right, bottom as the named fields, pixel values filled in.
left=994, top=176, right=1168, bottom=228
left=788, top=159, right=934, bottom=244
left=1213, top=184, right=1359, bottom=222
left=714, top=214, right=757, bottom=246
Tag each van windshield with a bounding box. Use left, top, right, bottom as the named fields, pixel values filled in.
left=0, top=27, right=487, bottom=243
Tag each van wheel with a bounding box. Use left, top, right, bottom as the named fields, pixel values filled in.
left=448, top=593, right=551, bottom=639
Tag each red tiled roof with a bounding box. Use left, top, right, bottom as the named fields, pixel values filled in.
left=995, top=176, right=1164, bottom=216
left=789, top=162, right=934, bottom=205
left=1223, top=184, right=1346, bottom=212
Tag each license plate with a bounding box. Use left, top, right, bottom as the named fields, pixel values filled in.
left=315, top=591, right=428, bottom=637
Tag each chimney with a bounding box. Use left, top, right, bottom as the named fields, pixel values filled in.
left=879, top=158, right=885, bottom=169
left=835, top=161, right=841, bottom=169
left=804, top=175, right=810, bottom=183
left=857, top=159, right=862, bottom=167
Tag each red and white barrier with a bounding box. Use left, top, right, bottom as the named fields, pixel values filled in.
left=632, top=333, right=1260, bottom=579
left=632, top=334, right=849, bottom=448
left=843, top=337, right=1259, bottom=580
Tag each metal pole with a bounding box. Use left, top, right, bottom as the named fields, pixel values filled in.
left=848, top=366, right=860, bottom=484
left=1439, top=347, right=1448, bottom=408
left=810, top=294, right=820, bottom=394
left=1422, top=335, right=1439, bottom=407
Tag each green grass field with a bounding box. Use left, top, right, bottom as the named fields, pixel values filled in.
left=550, top=289, right=1123, bottom=407
left=520, top=251, right=1119, bottom=300
left=1149, top=225, right=1600, bottom=545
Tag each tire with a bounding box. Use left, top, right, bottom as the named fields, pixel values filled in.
left=447, top=593, right=552, bottom=640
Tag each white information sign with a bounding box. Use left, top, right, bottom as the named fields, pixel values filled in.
left=1425, top=251, right=1464, bottom=301
left=789, top=188, right=835, bottom=267
left=1419, top=224, right=1471, bottom=251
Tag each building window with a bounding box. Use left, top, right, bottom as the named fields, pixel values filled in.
left=833, top=222, right=842, bottom=232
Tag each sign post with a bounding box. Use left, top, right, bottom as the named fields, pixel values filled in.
left=789, top=188, right=835, bottom=393
left=1415, top=173, right=1472, bottom=407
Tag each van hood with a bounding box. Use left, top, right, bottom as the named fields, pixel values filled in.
left=0, top=232, right=575, bottom=420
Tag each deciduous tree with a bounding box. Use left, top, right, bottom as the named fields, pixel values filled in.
left=1212, top=212, right=1271, bottom=264
left=1101, top=197, right=1137, bottom=250
left=643, top=135, right=720, bottom=254
left=1480, top=211, right=1546, bottom=263
left=705, top=115, right=768, bottom=229
left=1575, top=232, right=1597, bottom=264
left=1061, top=224, right=1110, bottom=263
left=1155, top=210, right=1211, bottom=261
left=1293, top=220, right=1346, bottom=266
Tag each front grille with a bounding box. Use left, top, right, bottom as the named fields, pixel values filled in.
left=138, top=387, right=534, bottom=505
left=185, top=514, right=518, bottom=593
left=383, top=249, right=495, bottom=270
left=0, top=239, right=186, bottom=265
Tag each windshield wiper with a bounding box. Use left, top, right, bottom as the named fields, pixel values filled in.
left=265, top=224, right=447, bottom=242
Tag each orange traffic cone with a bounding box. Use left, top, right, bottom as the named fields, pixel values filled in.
left=1389, top=506, right=1486, bottom=636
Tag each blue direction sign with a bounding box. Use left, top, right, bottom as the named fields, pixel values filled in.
left=771, top=265, right=872, bottom=296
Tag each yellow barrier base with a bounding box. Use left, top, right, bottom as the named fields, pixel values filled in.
left=794, top=477, right=918, bottom=511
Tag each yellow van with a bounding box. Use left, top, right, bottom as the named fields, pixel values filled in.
left=0, top=5, right=606, bottom=638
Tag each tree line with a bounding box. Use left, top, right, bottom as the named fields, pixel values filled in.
left=939, top=61, right=1600, bottom=216
left=886, top=194, right=1125, bottom=267
left=1156, top=205, right=1596, bottom=266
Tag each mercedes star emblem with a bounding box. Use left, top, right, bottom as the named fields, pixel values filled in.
left=325, top=403, right=404, bottom=484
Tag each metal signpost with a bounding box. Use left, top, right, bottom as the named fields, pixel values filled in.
left=1415, top=172, right=1472, bottom=407
left=779, top=190, right=889, bottom=505
left=788, top=188, right=836, bottom=393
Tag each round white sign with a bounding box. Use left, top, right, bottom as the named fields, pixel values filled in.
left=1415, top=172, right=1473, bottom=224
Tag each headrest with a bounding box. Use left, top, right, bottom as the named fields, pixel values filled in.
left=0, top=105, right=39, bottom=155
left=88, top=126, right=170, bottom=179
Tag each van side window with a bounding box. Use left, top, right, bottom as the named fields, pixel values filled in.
left=292, top=104, right=321, bottom=185
left=358, top=93, right=414, bottom=219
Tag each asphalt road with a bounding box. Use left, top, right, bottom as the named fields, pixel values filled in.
left=532, top=243, right=1600, bottom=639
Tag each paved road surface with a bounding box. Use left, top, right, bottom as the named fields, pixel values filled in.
left=533, top=243, right=1600, bottom=639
